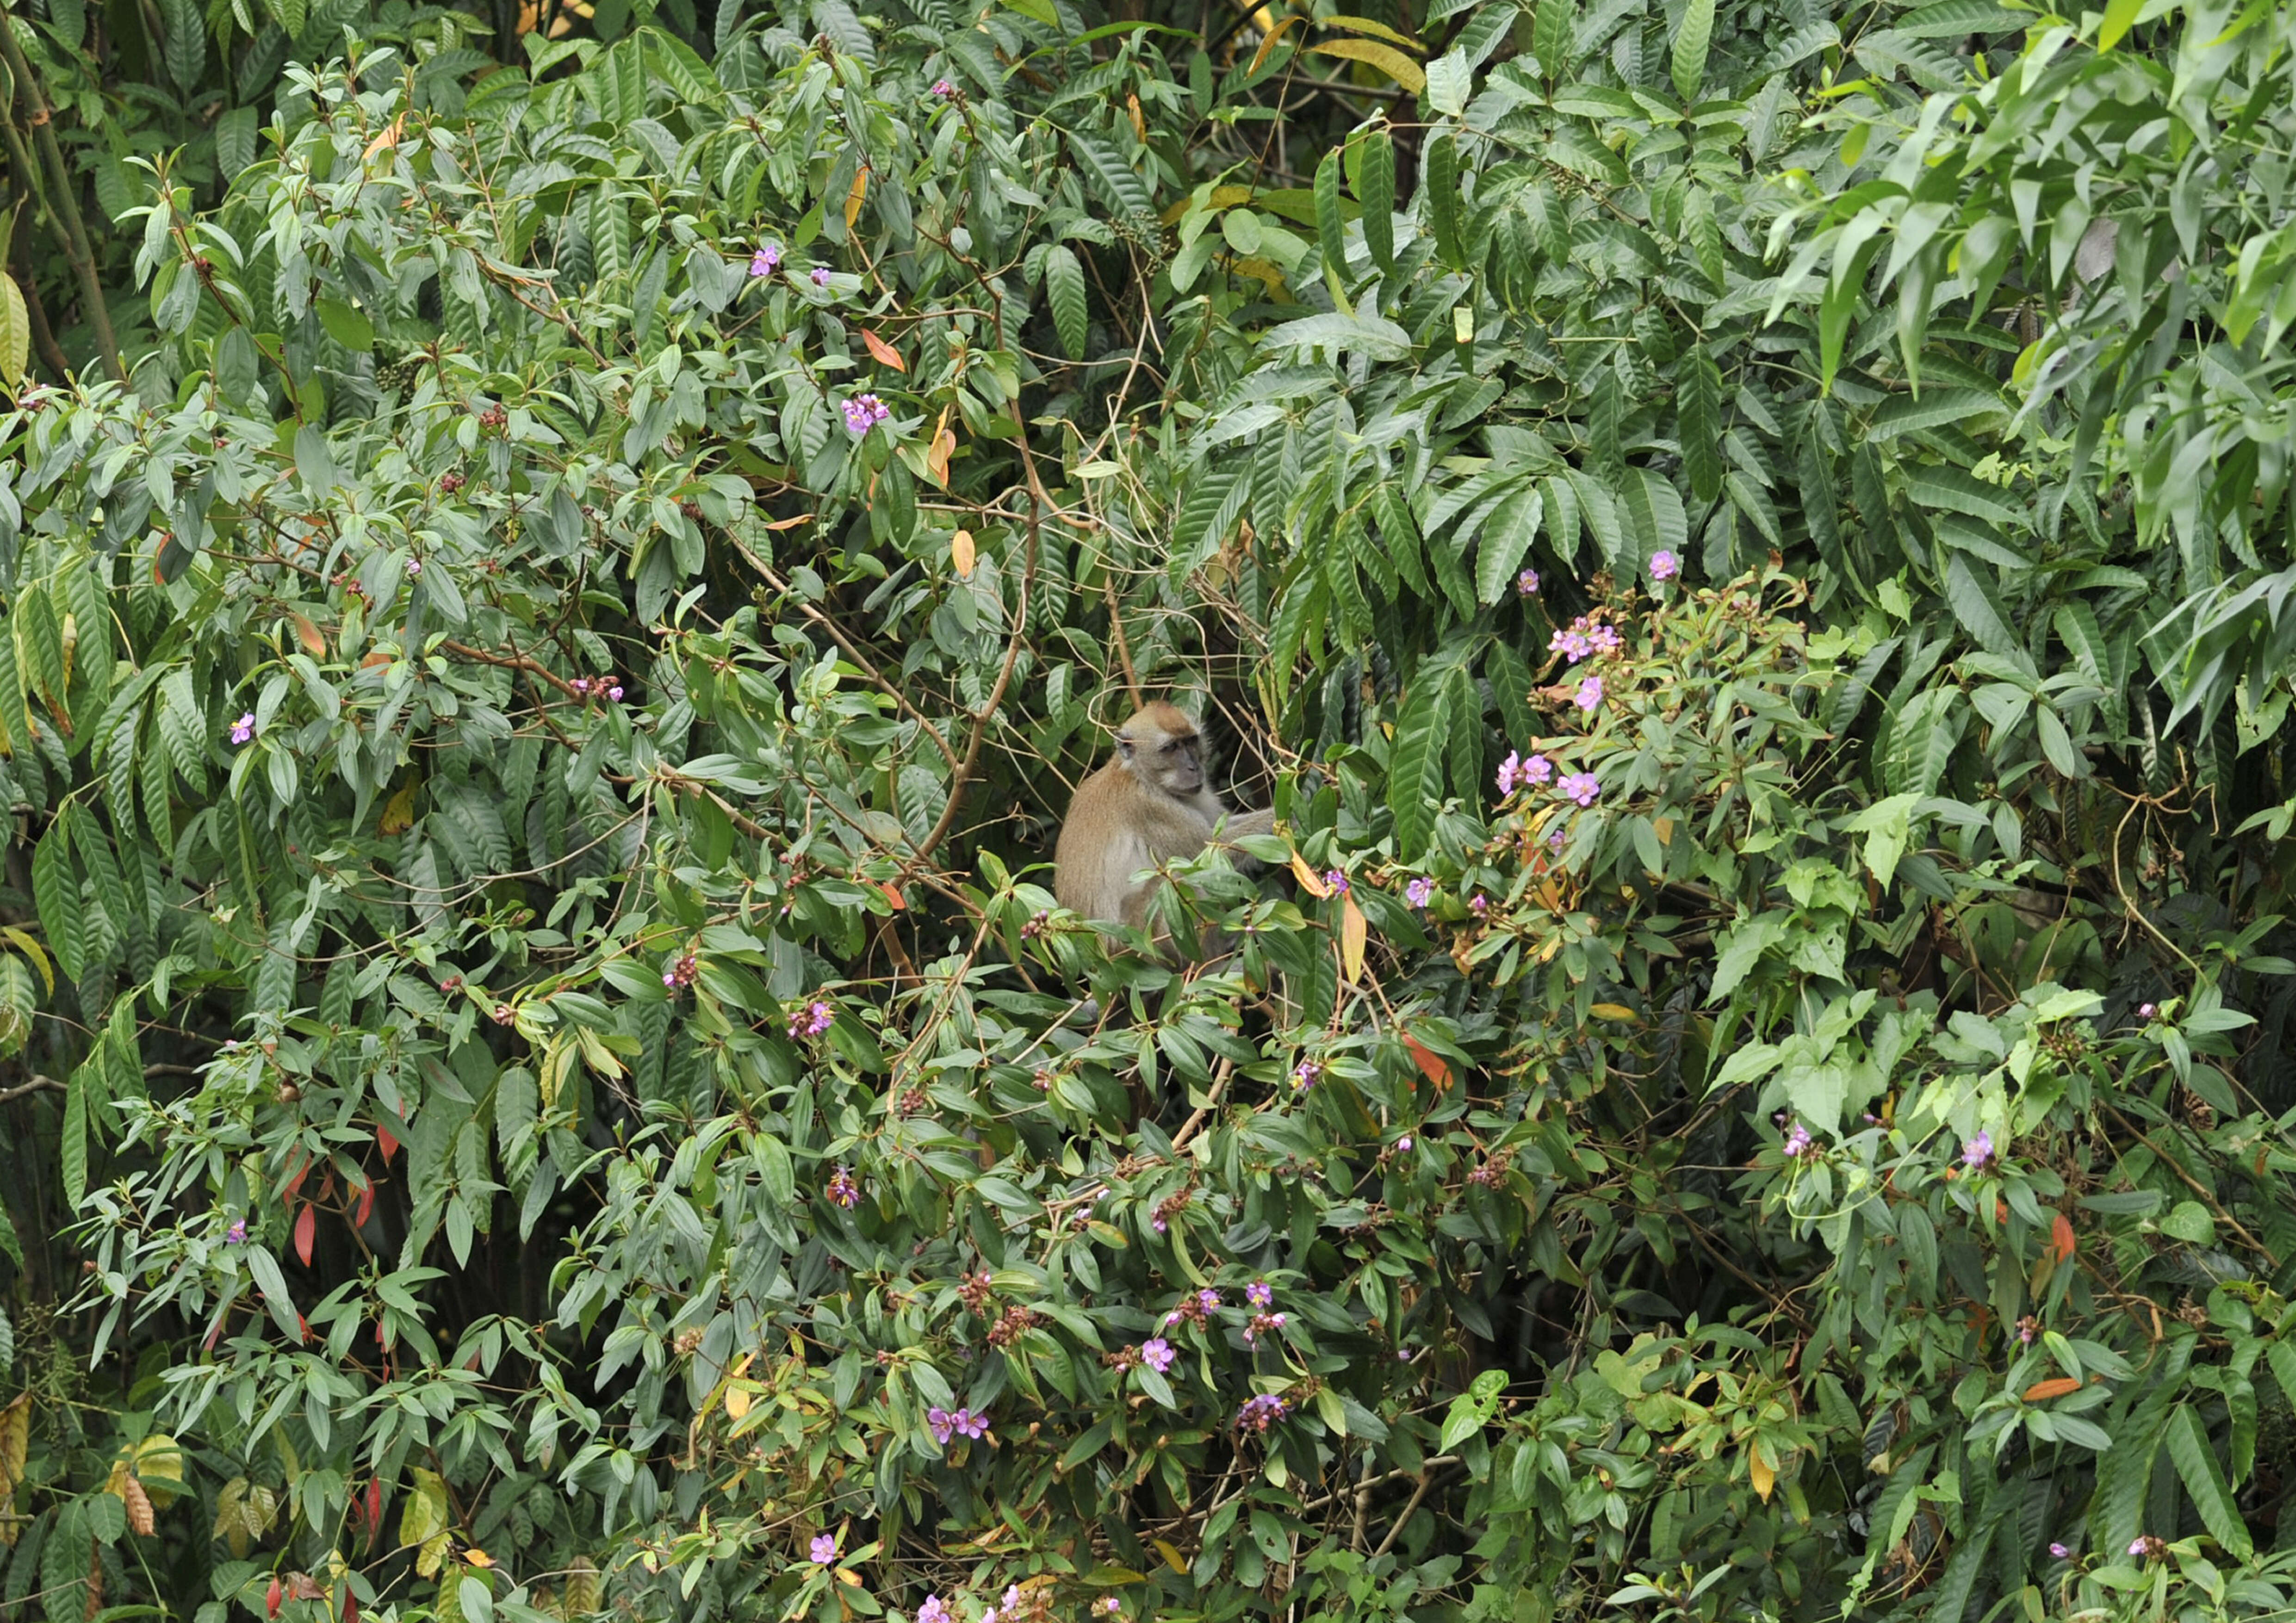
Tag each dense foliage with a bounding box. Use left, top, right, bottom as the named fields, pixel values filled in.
left=5, top=0, right=2296, bottom=1620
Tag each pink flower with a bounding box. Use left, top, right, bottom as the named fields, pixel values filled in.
left=1140, top=1337, right=1174, bottom=1372
left=1323, top=869, right=1348, bottom=894
left=1559, top=772, right=1600, bottom=807
left=931, top=78, right=955, bottom=97
left=1649, top=549, right=1678, bottom=581
left=927, top=1406, right=956, bottom=1444
left=1404, top=877, right=1433, bottom=908
left=1782, top=1123, right=1812, bottom=1158
left=1395, top=1135, right=1413, bottom=1152
left=750, top=243, right=782, bottom=276
left=1525, top=754, right=1553, bottom=785
left=788, top=1000, right=833, bottom=1037
left=1574, top=676, right=1603, bottom=711
left=1291, top=1061, right=1321, bottom=1092
left=1469, top=893, right=1489, bottom=915
left=663, top=953, right=699, bottom=990
left=405, top=558, right=422, bottom=577
left=811, top=266, right=832, bottom=287
left=826, top=1166, right=860, bottom=1208
left=1549, top=627, right=1592, bottom=662
left=1962, top=1132, right=1994, bottom=1170
left=2139, top=1001, right=2156, bottom=1019
left=1516, top=568, right=1539, bottom=596
left=810, top=1535, right=837, bottom=1564
left=954, top=1407, right=987, bottom=1438
left=1496, top=752, right=1524, bottom=795
left=920, top=1599, right=951, bottom=1623
left=229, top=712, right=256, bottom=745
left=1588, top=623, right=1622, bottom=656
left=1246, top=1281, right=1273, bottom=1308
left=608, top=684, right=624, bottom=702
left=843, top=394, right=892, bottom=435
left=225, top=1218, right=248, bottom=1244
left=1235, top=1393, right=1288, bottom=1432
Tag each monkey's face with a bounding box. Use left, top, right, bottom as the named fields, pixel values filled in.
left=1121, top=725, right=1205, bottom=796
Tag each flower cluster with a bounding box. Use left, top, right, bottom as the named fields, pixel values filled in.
left=788, top=1000, right=833, bottom=1038
left=1466, top=1148, right=1514, bottom=1187
left=980, top=1586, right=1027, bottom=1623
left=931, top=78, right=955, bottom=96
left=825, top=1166, right=861, bottom=1209
left=984, top=1304, right=1040, bottom=1347
left=1150, top=1188, right=1191, bottom=1234
left=662, top=954, right=699, bottom=990
left=843, top=393, right=892, bottom=435
left=2016, top=1314, right=2039, bottom=1345
left=2128, top=1534, right=2166, bottom=1561
left=958, top=1269, right=995, bottom=1313
left=926, top=1406, right=988, bottom=1445
left=1961, top=1131, right=1995, bottom=1171
left=1243, top=1312, right=1287, bottom=1346
left=1782, top=1121, right=1812, bottom=1158
left=1495, top=751, right=1553, bottom=796
left=569, top=675, right=624, bottom=702
left=1235, top=1393, right=1289, bottom=1433
left=1163, top=1288, right=1220, bottom=1329
left=1549, top=614, right=1625, bottom=665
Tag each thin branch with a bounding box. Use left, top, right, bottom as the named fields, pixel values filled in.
left=0, top=3, right=123, bottom=380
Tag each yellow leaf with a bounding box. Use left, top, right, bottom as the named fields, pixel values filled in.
left=1248, top=12, right=1303, bottom=75
left=726, top=1385, right=752, bottom=1420
left=2022, top=1377, right=2081, bottom=1402
left=363, top=114, right=405, bottom=159
left=1152, top=1540, right=1188, bottom=1574
left=1290, top=854, right=1329, bottom=898
left=1340, top=894, right=1366, bottom=983
left=1590, top=1003, right=1636, bottom=1020
left=1126, top=91, right=1145, bottom=142
left=1228, top=255, right=1289, bottom=292
left=844, top=168, right=869, bottom=230
left=464, top=1547, right=496, bottom=1569
left=1321, top=13, right=1420, bottom=47
left=951, top=529, right=977, bottom=578
left=1159, top=184, right=1257, bottom=226
left=1748, top=1449, right=1775, bottom=1501
left=417, top=1530, right=452, bottom=1580
left=401, top=1467, right=447, bottom=1555
left=379, top=779, right=418, bottom=836
left=2, top=927, right=52, bottom=995
left=0, top=273, right=29, bottom=389
left=836, top=1568, right=863, bottom=1586
left=925, top=410, right=956, bottom=487
left=862, top=330, right=906, bottom=372
left=1307, top=38, right=1426, bottom=91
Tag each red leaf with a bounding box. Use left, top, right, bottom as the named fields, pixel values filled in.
left=345, top=1592, right=360, bottom=1623
left=283, top=1150, right=310, bottom=1206
left=267, top=1576, right=284, bottom=1620
left=296, top=1314, right=311, bottom=1345
left=862, top=330, right=906, bottom=372
left=376, top=1122, right=399, bottom=1162
left=2051, top=1212, right=2077, bottom=1262
left=293, top=1203, right=316, bottom=1267
left=354, top=1178, right=374, bottom=1229
left=1402, top=1034, right=1453, bottom=1090
left=365, top=1478, right=384, bottom=1553
left=2023, top=1377, right=2081, bottom=1402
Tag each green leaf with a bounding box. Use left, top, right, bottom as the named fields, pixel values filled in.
left=1359, top=129, right=1395, bottom=272
left=1532, top=0, right=1573, bottom=74
left=60, top=1061, right=88, bottom=1207
left=1314, top=148, right=1347, bottom=279
left=1043, top=244, right=1089, bottom=360
left=316, top=298, right=374, bottom=353
left=32, top=825, right=86, bottom=986
left=158, top=0, right=205, bottom=92
left=0, top=275, right=28, bottom=388
left=2097, top=0, right=2141, bottom=49
left=1067, top=132, right=1152, bottom=218
left=1944, top=554, right=2022, bottom=659
left=1474, top=485, right=1542, bottom=605
left=1389, top=674, right=1452, bottom=856
left=1620, top=466, right=1687, bottom=572
left=1424, top=134, right=1463, bottom=268
left=1678, top=343, right=1722, bottom=503
left=1669, top=0, right=1714, bottom=100
left=2166, top=1405, right=2251, bottom=1558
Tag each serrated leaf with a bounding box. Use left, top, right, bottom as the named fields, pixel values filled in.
left=32, top=825, right=86, bottom=985
left=158, top=0, right=205, bottom=90
left=1388, top=675, right=1452, bottom=855
left=1043, top=244, right=1088, bottom=360
left=1474, top=485, right=1542, bottom=605
left=1425, top=134, right=1463, bottom=267
left=1620, top=466, right=1687, bottom=572
left=1670, top=0, right=1714, bottom=100
left=1067, top=132, right=1152, bottom=218
left=2166, top=1404, right=2251, bottom=1558
left=1315, top=148, right=1347, bottom=279
left=1945, top=554, right=2021, bottom=658
left=1678, top=344, right=1722, bottom=503
left=1358, top=129, right=1395, bottom=271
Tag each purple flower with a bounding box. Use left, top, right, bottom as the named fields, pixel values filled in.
left=789, top=1000, right=833, bottom=1037
left=1404, top=877, right=1433, bottom=908
left=1003, top=1587, right=1022, bottom=1615
left=826, top=1166, right=860, bottom=1209
left=810, top=1534, right=837, bottom=1565
left=843, top=394, right=891, bottom=435
left=1291, top=1061, right=1321, bottom=1092
left=229, top=712, right=256, bottom=746
left=1496, top=752, right=1524, bottom=795
left=1550, top=627, right=1593, bottom=662
left=931, top=78, right=955, bottom=97
left=2129, top=1537, right=2150, bottom=1558
left=1151, top=1215, right=1167, bottom=1233
left=1516, top=568, right=1539, bottom=596
left=1524, top=754, right=1553, bottom=785
left=1197, top=1288, right=1221, bottom=1312
left=405, top=558, right=422, bottom=577
left=750, top=243, right=782, bottom=276
left=225, top=1218, right=248, bottom=1245
left=1649, top=549, right=1678, bottom=582
left=954, top=1407, right=987, bottom=1439
left=920, top=1599, right=952, bottom=1623
left=1098, top=1601, right=1120, bottom=1617
left=1469, top=893, right=1489, bottom=915
left=927, top=1406, right=956, bottom=1445
left=1396, top=1135, right=1413, bottom=1152
left=1246, top=1281, right=1273, bottom=1308
left=1574, top=676, right=1604, bottom=712
left=811, top=266, right=832, bottom=288
left=1559, top=771, right=1600, bottom=808
left=1323, top=869, right=1348, bottom=895
left=1782, top=1123, right=1812, bottom=1159
left=1140, top=1337, right=1174, bottom=1373
left=608, top=684, right=624, bottom=702
left=1236, top=1393, right=1289, bottom=1433
left=1588, top=624, right=1623, bottom=656
left=2139, top=1002, right=2156, bottom=1019
left=1961, top=1132, right=1994, bottom=1171
left=2049, top=1543, right=2070, bottom=1560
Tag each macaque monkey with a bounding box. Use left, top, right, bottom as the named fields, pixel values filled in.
left=1054, top=702, right=1276, bottom=934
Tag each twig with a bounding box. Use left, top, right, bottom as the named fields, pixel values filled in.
left=0, top=1074, right=64, bottom=1106
left=0, top=3, right=123, bottom=380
